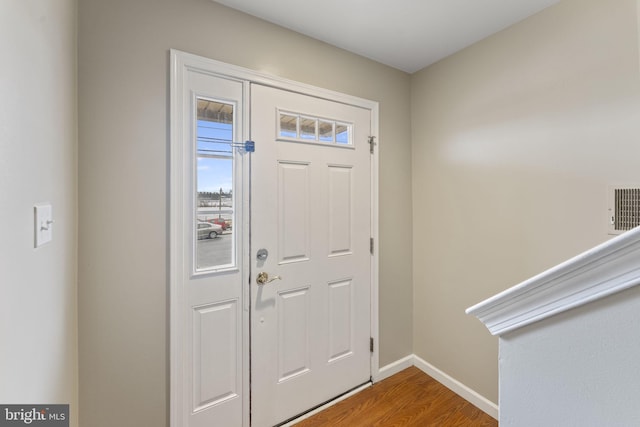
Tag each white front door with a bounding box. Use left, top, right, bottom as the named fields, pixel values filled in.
left=250, top=84, right=373, bottom=426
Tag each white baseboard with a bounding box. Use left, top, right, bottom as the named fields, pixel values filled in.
left=412, top=355, right=499, bottom=420
left=375, top=354, right=414, bottom=381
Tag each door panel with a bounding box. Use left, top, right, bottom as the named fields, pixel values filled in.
left=327, top=278, right=354, bottom=362
left=192, top=300, right=238, bottom=411
left=250, top=84, right=372, bottom=427
left=277, top=287, right=311, bottom=381
left=328, top=165, right=353, bottom=256
left=277, top=161, right=311, bottom=263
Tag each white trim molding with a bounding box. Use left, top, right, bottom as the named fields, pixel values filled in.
left=376, top=355, right=414, bottom=382
left=467, top=226, right=640, bottom=336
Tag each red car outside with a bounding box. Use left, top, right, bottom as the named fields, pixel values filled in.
left=208, top=218, right=228, bottom=231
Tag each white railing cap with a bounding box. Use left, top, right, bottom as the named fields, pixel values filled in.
left=466, top=226, right=640, bottom=336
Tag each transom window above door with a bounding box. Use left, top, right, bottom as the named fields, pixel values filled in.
left=278, top=109, right=353, bottom=148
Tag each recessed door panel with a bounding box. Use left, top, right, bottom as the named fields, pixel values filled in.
left=328, top=165, right=353, bottom=256
left=328, top=279, right=354, bottom=362
left=192, top=301, right=238, bottom=411
left=278, top=162, right=310, bottom=264
left=277, top=287, right=311, bottom=381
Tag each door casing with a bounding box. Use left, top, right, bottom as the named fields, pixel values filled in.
left=169, top=49, right=380, bottom=427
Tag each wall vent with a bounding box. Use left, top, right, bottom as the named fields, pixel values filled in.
left=608, top=186, right=640, bottom=235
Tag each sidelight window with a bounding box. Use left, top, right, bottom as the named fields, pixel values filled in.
left=195, top=98, right=236, bottom=271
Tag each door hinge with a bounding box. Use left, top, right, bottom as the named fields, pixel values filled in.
left=370, top=337, right=374, bottom=353
left=368, top=136, right=376, bottom=154
left=370, top=237, right=374, bottom=255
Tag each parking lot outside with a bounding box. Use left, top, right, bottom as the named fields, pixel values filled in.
left=197, top=230, right=233, bottom=269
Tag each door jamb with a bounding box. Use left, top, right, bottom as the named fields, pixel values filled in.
left=169, top=49, right=380, bottom=427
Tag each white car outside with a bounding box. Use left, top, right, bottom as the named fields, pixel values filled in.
left=197, top=222, right=222, bottom=239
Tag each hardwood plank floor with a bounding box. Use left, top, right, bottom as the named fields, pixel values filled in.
left=294, top=367, right=497, bottom=427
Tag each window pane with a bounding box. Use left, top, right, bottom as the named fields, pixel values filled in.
left=279, top=113, right=298, bottom=138
left=319, top=120, right=334, bottom=142
left=336, top=123, right=350, bottom=145
left=300, top=117, right=317, bottom=140
left=196, top=99, right=235, bottom=270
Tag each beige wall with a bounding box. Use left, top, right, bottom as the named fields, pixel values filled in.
left=411, top=0, right=640, bottom=402
left=78, top=0, right=412, bottom=425
left=0, top=1, right=78, bottom=425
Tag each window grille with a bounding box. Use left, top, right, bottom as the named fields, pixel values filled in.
left=609, top=187, right=640, bottom=235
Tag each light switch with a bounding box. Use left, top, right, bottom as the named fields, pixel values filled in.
left=34, top=204, right=53, bottom=248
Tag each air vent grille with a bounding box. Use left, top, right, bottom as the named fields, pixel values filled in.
left=609, top=187, right=640, bottom=235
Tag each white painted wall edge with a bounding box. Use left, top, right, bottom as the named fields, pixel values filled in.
left=377, top=355, right=499, bottom=420
left=466, top=226, right=640, bottom=336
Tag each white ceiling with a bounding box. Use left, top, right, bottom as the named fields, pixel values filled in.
left=213, top=0, right=559, bottom=73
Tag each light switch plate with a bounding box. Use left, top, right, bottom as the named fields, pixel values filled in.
left=34, top=204, right=53, bottom=248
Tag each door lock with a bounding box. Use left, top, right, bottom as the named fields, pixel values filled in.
left=256, top=248, right=269, bottom=261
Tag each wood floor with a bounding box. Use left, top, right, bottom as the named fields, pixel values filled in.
left=293, top=367, right=497, bottom=427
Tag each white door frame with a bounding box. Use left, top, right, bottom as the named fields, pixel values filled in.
left=170, top=49, right=380, bottom=427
